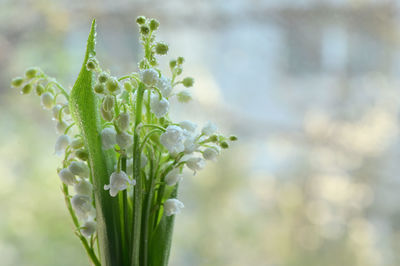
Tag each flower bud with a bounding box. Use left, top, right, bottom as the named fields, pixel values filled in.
left=71, top=138, right=84, bottom=150
left=229, top=135, right=238, bottom=141
left=182, top=77, right=194, bottom=87
left=41, top=92, right=54, bottom=109
left=74, top=179, right=93, bottom=196
left=164, top=199, right=184, bottom=216
left=75, top=149, right=89, bottom=161
left=165, top=168, right=182, bottom=186
left=101, top=127, right=117, bottom=150
left=55, top=135, right=70, bottom=156
left=98, top=72, right=109, bottom=83
left=11, top=77, right=24, bottom=87
left=117, top=112, right=130, bottom=132
left=81, top=221, right=96, bottom=237
left=116, top=131, right=133, bottom=149
left=220, top=141, right=229, bottom=149
left=21, top=84, right=32, bottom=94
left=136, top=16, right=146, bottom=25
left=69, top=161, right=90, bottom=178
left=58, top=168, right=76, bottom=185
left=177, top=57, right=184, bottom=64
left=169, top=60, right=177, bottom=69
left=94, top=83, right=105, bottom=94
left=124, top=81, right=133, bottom=92
left=52, top=104, right=62, bottom=120
left=105, top=77, right=120, bottom=93
left=25, top=67, right=38, bottom=79
left=101, top=107, right=113, bottom=122
left=141, top=69, right=158, bottom=86
left=177, top=90, right=192, bottom=103
left=149, top=19, right=160, bottom=31
left=140, top=25, right=150, bottom=35
left=209, top=135, right=218, bottom=142
left=202, top=121, right=217, bottom=136
left=103, top=95, right=115, bottom=112
left=36, top=84, right=45, bottom=96
left=175, top=67, right=183, bottom=75
left=86, top=58, right=98, bottom=71
left=155, top=42, right=169, bottom=55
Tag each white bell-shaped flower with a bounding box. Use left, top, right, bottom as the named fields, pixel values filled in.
left=203, top=147, right=219, bottom=161
left=58, top=168, right=76, bottom=185
left=69, top=161, right=90, bottom=178
left=165, top=168, right=182, bottom=186
left=71, top=195, right=95, bottom=220
left=56, top=120, right=68, bottom=134
left=183, top=135, right=198, bottom=154
left=201, top=121, right=217, bottom=136
left=160, top=125, right=185, bottom=154
left=41, top=92, right=54, bottom=109
left=74, top=179, right=93, bottom=196
left=117, top=112, right=130, bottom=132
left=164, top=199, right=184, bottom=216
left=104, top=171, right=135, bottom=197
left=141, top=68, right=158, bottom=86
left=179, top=120, right=197, bottom=135
left=150, top=94, right=169, bottom=118
left=156, top=75, right=173, bottom=97
left=52, top=104, right=62, bottom=120
left=55, top=135, right=70, bottom=156
left=101, top=127, right=117, bottom=150
left=81, top=220, right=96, bottom=237
left=116, top=131, right=133, bottom=149
left=186, top=157, right=205, bottom=173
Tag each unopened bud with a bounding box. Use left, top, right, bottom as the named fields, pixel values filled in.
left=21, top=84, right=32, bottom=94
left=140, top=25, right=150, bottom=35
left=229, top=135, right=238, bottom=141
left=155, top=42, right=169, bottom=55
left=177, top=90, right=192, bottom=103
left=11, top=77, right=24, bottom=87
left=86, top=58, right=98, bottom=71
left=103, top=95, right=115, bottom=112
left=149, top=19, right=160, bottom=31
left=94, top=83, right=105, bottom=94
left=41, top=92, right=54, bottom=109
left=117, top=112, right=130, bottom=132
left=124, top=81, right=133, bottom=92
left=75, top=149, right=89, bottom=161
left=25, top=67, right=39, bottom=79
left=220, top=141, right=229, bottom=149
left=71, top=138, right=84, bottom=149
left=182, top=77, right=194, bottom=87
left=98, top=72, right=109, bottom=83
left=106, top=77, right=120, bottom=93
left=101, top=107, right=113, bottom=122
left=177, top=57, right=184, bottom=64
left=169, top=60, right=177, bottom=69
left=136, top=16, right=146, bottom=25
left=36, top=84, right=45, bottom=96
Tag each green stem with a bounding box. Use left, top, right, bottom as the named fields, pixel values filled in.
left=131, top=82, right=145, bottom=266
left=119, top=155, right=128, bottom=265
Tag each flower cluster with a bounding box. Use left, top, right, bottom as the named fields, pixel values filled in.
left=12, top=16, right=236, bottom=265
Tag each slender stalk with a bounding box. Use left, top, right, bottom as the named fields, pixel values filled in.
left=131, top=82, right=145, bottom=266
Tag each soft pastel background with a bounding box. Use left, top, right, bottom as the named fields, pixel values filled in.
left=1, top=0, right=400, bottom=265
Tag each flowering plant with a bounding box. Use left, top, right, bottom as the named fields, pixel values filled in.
left=11, top=16, right=236, bottom=266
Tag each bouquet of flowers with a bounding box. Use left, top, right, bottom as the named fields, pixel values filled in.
left=11, top=16, right=236, bottom=266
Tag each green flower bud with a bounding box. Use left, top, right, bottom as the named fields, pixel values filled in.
left=75, top=149, right=89, bottom=161
left=169, top=60, right=177, bottom=69
left=182, top=77, right=194, bottom=87
left=21, top=84, right=32, bottom=94
left=124, top=81, right=133, bottom=92
left=140, top=25, right=150, bottom=35
left=11, top=77, right=24, bottom=87
left=175, top=67, right=183, bottom=75
left=149, top=19, right=160, bottom=31
left=136, top=16, right=146, bottom=25
left=103, top=95, right=115, bottom=112
left=106, top=77, right=120, bottom=93
left=177, top=90, right=192, bottom=103
left=149, top=57, right=158, bottom=67
left=220, top=141, right=229, bottom=149
left=86, top=58, right=98, bottom=71
left=139, top=59, right=147, bottom=69
left=229, top=135, right=238, bottom=141
left=36, top=84, right=45, bottom=96
left=155, top=42, right=169, bottom=55
left=98, top=72, right=109, bottom=83
left=177, top=57, right=184, bottom=64
left=25, top=67, right=38, bottom=79
left=94, top=83, right=105, bottom=94
left=209, top=135, right=218, bottom=142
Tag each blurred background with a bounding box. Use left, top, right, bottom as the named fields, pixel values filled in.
left=1, top=0, right=400, bottom=265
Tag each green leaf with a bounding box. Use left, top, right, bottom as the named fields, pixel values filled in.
left=69, top=19, right=122, bottom=266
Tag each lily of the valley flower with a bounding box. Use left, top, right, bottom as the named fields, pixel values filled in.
left=156, top=75, right=172, bottom=97
left=58, top=168, right=76, bottom=185
left=104, top=171, right=135, bottom=197
left=74, top=179, right=93, bottom=196
left=69, top=161, right=90, bottom=178
left=141, top=68, right=158, bottom=86
left=160, top=125, right=185, bottom=154
left=164, top=199, right=184, bottom=216
left=71, top=195, right=95, bottom=220
left=101, top=127, right=117, bottom=150
left=81, top=220, right=97, bottom=238
left=165, top=168, right=183, bottom=186
left=186, top=157, right=205, bottom=173
left=203, top=147, right=220, bottom=161
left=116, top=131, right=133, bottom=149
left=201, top=121, right=217, bottom=136
left=55, top=134, right=70, bottom=156
left=150, top=94, right=169, bottom=118
left=41, top=92, right=54, bottom=109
